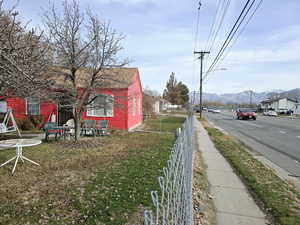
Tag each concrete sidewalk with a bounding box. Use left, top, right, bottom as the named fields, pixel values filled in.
left=194, top=118, right=268, bottom=225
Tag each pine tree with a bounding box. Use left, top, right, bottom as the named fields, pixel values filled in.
left=163, top=72, right=178, bottom=104
left=163, top=73, right=189, bottom=105
left=177, top=82, right=189, bottom=105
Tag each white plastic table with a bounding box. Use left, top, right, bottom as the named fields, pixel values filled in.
left=0, top=139, right=42, bottom=174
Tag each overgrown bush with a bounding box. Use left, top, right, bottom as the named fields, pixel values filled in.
left=16, top=117, right=35, bottom=130
left=29, top=115, right=44, bottom=128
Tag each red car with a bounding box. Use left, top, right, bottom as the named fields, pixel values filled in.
left=236, top=108, right=257, bottom=120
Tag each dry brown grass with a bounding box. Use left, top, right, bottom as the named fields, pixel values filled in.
left=0, top=136, right=131, bottom=224
left=0, top=117, right=183, bottom=225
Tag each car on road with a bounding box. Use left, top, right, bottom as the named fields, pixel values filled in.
left=263, top=111, right=278, bottom=117
left=212, top=109, right=221, bottom=113
left=236, top=108, right=257, bottom=120
left=193, top=106, right=201, bottom=113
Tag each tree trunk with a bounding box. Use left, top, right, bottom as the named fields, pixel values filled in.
left=74, top=113, right=82, bottom=141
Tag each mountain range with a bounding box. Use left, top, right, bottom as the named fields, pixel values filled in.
left=190, top=88, right=300, bottom=104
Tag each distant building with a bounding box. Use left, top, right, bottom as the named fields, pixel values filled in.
left=167, top=104, right=182, bottom=110
left=293, top=103, right=300, bottom=115
left=260, top=97, right=298, bottom=113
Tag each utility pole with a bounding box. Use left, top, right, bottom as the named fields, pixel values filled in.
left=250, top=90, right=253, bottom=105
left=194, top=51, right=210, bottom=118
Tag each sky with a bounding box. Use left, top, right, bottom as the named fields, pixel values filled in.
left=4, top=0, right=300, bottom=94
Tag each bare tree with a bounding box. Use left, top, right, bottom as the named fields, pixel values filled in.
left=0, top=1, right=51, bottom=99
left=43, top=0, right=128, bottom=140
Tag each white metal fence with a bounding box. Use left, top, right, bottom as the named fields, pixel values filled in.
left=144, top=115, right=194, bottom=225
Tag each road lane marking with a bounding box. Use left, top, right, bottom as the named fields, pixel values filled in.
left=279, top=130, right=287, bottom=134
left=297, top=136, right=300, bottom=139
left=238, top=121, right=263, bottom=128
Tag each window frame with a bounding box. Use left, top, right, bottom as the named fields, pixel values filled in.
left=86, top=94, right=114, bottom=117
left=26, top=97, right=40, bottom=116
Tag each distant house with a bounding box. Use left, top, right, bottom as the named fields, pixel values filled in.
left=142, top=94, right=170, bottom=114
left=293, top=103, right=300, bottom=115
left=260, top=97, right=298, bottom=113
left=159, top=99, right=171, bottom=111
left=2, top=68, right=143, bottom=130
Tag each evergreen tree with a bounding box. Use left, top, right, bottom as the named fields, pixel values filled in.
left=163, top=72, right=178, bottom=104
left=163, top=73, right=189, bottom=105
left=177, top=82, right=189, bottom=105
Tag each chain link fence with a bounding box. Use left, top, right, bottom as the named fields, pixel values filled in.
left=144, top=115, right=194, bottom=225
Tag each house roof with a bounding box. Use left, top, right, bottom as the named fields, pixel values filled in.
left=143, top=93, right=161, bottom=101
left=48, top=67, right=139, bottom=89
left=261, top=97, right=298, bottom=104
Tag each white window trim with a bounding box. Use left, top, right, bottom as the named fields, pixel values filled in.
left=87, top=94, right=114, bottom=117
left=26, top=97, right=40, bottom=115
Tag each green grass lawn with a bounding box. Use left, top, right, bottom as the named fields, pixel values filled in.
left=204, top=125, right=300, bottom=225
left=144, top=116, right=186, bottom=132
left=0, top=117, right=184, bottom=225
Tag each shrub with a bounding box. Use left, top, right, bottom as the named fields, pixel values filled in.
left=29, top=115, right=44, bottom=128
left=16, top=117, right=35, bottom=130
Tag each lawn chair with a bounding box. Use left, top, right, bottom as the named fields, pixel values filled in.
left=81, top=120, right=97, bottom=136
left=63, top=119, right=75, bottom=140
left=43, top=122, right=62, bottom=141
left=97, top=120, right=109, bottom=135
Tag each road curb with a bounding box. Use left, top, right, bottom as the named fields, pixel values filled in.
left=204, top=117, right=300, bottom=191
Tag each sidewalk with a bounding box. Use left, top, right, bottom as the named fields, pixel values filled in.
left=194, top=118, right=268, bottom=225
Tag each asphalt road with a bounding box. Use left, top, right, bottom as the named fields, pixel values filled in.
left=204, top=111, right=300, bottom=180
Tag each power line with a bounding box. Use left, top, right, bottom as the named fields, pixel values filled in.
left=217, top=0, right=264, bottom=66
left=204, top=0, right=263, bottom=81
left=207, top=0, right=232, bottom=53
left=205, top=0, right=256, bottom=76
left=191, top=1, right=203, bottom=104
left=204, top=0, right=223, bottom=52
left=204, top=0, right=232, bottom=71
left=193, top=1, right=202, bottom=52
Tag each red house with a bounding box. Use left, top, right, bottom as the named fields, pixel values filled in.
left=2, top=68, right=143, bottom=130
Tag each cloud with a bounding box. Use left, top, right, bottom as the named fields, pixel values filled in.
left=97, top=0, right=158, bottom=4
left=269, top=24, right=300, bottom=42
left=223, top=39, right=300, bottom=65
left=6, top=0, right=300, bottom=95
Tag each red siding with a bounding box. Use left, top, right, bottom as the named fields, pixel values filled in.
left=5, top=98, right=57, bottom=123
left=6, top=98, right=26, bottom=119
left=40, top=102, right=57, bottom=123
left=3, top=69, right=143, bottom=131
left=127, top=71, right=143, bottom=130
left=82, top=89, right=129, bottom=130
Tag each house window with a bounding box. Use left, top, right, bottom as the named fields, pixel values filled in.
left=87, top=94, right=114, bottom=117
left=27, top=97, right=40, bottom=115
left=132, top=97, right=136, bottom=116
